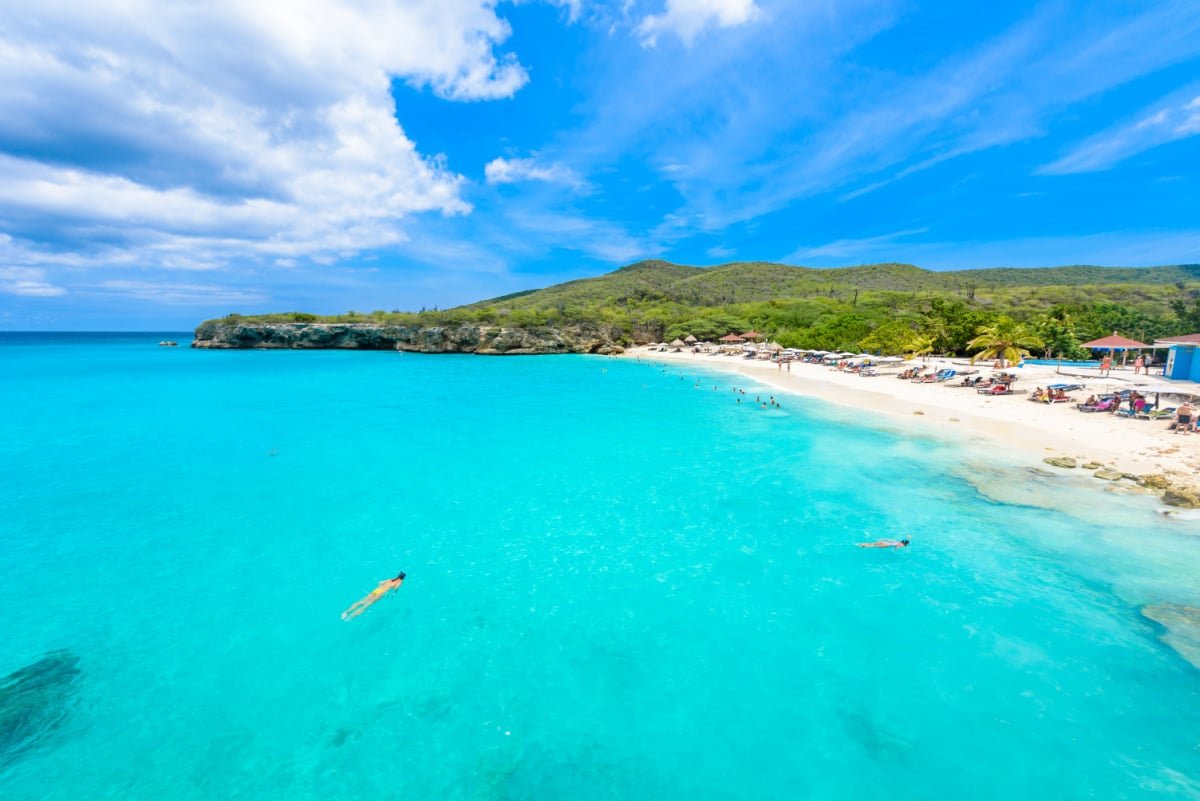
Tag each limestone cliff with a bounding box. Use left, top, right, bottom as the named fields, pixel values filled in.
left=191, top=320, right=626, bottom=355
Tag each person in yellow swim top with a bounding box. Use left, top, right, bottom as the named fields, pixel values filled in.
left=856, top=538, right=910, bottom=549
left=341, top=572, right=405, bottom=620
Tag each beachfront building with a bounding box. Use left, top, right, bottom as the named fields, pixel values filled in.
left=1156, top=334, right=1200, bottom=381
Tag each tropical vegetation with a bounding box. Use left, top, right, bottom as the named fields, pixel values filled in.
left=204, top=259, right=1200, bottom=358
left=966, top=318, right=1044, bottom=365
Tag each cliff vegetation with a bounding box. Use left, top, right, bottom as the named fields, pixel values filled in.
left=196, top=259, right=1200, bottom=356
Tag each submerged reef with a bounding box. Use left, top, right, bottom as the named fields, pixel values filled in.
left=1142, top=604, right=1200, bottom=670
left=0, top=650, right=81, bottom=769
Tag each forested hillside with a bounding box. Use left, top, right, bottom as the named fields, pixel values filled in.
left=206, top=260, right=1200, bottom=357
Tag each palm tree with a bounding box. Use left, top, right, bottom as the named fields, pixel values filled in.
left=968, top=317, right=1044, bottom=365
left=905, top=334, right=934, bottom=362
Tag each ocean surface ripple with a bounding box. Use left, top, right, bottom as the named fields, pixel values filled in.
left=1, top=334, right=1198, bottom=799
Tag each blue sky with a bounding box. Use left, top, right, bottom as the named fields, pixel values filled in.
left=1, top=0, right=1199, bottom=329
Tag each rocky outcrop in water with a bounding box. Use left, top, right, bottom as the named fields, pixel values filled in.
left=0, top=649, right=81, bottom=768
left=1142, top=603, right=1200, bottom=669
left=192, top=321, right=627, bottom=355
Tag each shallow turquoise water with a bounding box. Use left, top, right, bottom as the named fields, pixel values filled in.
left=2, top=334, right=1200, bottom=799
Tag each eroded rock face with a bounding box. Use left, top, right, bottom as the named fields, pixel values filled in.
left=1139, top=474, right=1171, bottom=490
left=192, top=321, right=626, bottom=355
left=1162, top=488, right=1200, bottom=509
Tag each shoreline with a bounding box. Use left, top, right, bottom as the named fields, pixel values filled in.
left=617, top=348, right=1200, bottom=509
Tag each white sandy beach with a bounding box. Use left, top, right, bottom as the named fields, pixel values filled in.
left=620, top=347, right=1200, bottom=501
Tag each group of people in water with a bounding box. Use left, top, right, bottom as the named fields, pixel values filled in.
left=735, top=390, right=783, bottom=410
left=677, top=369, right=785, bottom=411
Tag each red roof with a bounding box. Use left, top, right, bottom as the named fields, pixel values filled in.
left=1079, top=334, right=1149, bottom=349
left=1158, top=333, right=1200, bottom=345
left=719, top=334, right=745, bottom=342
left=740, top=330, right=763, bottom=338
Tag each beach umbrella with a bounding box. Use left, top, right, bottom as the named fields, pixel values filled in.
left=1080, top=332, right=1150, bottom=366
left=1079, top=333, right=1150, bottom=350
left=669, top=338, right=685, bottom=348
left=767, top=342, right=783, bottom=352
left=684, top=334, right=698, bottom=344
left=1131, top=381, right=1200, bottom=407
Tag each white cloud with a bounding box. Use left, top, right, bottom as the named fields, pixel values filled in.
left=504, top=208, right=660, bottom=263
left=642, top=2, right=1200, bottom=230
left=97, top=280, right=268, bottom=305
left=637, top=0, right=759, bottom=47
left=484, top=156, right=585, bottom=188
left=783, top=229, right=928, bottom=263
left=0, top=1, right=535, bottom=275
left=779, top=229, right=1200, bottom=270
left=1042, top=88, right=1200, bottom=174
left=0, top=267, right=66, bottom=297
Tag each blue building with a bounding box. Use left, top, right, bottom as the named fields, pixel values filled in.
left=1158, top=334, right=1200, bottom=381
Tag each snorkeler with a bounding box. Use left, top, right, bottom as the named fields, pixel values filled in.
left=341, top=572, right=406, bottom=620
left=856, top=538, right=910, bottom=549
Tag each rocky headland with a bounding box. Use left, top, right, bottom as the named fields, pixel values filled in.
left=191, top=320, right=626, bottom=355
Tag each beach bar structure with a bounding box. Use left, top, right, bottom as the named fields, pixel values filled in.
left=1078, top=333, right=1150, bottom=364
left=1156, top=334, right=1200, bottom=381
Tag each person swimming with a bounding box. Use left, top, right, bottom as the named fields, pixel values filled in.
left=856, top=538, right=910, bottom=549
left=341, top=572, right=406, bottom=620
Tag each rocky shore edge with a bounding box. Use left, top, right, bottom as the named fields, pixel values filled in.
left=191, top=321, right=627, bottom=355
left=1040, top=456, right=1200, bottom=509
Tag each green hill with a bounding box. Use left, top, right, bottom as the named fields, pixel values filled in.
left=468, top=259, right=1200, bottom=309
left=205, top=259, right=1200, bottom=357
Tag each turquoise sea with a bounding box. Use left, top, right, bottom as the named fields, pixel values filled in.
left=3, top=333, right=1200, bottom=799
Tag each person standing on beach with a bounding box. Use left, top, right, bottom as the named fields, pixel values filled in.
left=341, top=572, right=406, bottom=620
left=1134, top=355, right=1145, bottom=375
left=1100, top=355, right=1113, bottom=376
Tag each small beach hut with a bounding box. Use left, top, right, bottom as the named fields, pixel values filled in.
left=1155, top=333, right=1200, bottom=380
left=740, top=330, right=763, bottom=341
left=719, top=334, right=745, bottom=343
left=669, top=338, right=685, bottom=350
left=684, top=334, right=698, bottom=344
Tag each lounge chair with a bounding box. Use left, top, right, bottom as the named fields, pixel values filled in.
left=1138, top=406, right=1175, bottom=421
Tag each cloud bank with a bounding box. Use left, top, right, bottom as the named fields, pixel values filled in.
left=0, top=0, right=532, bottom=274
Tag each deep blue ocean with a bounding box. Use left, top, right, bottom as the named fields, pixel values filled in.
left=2, top=333, right=1199, bottom=799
